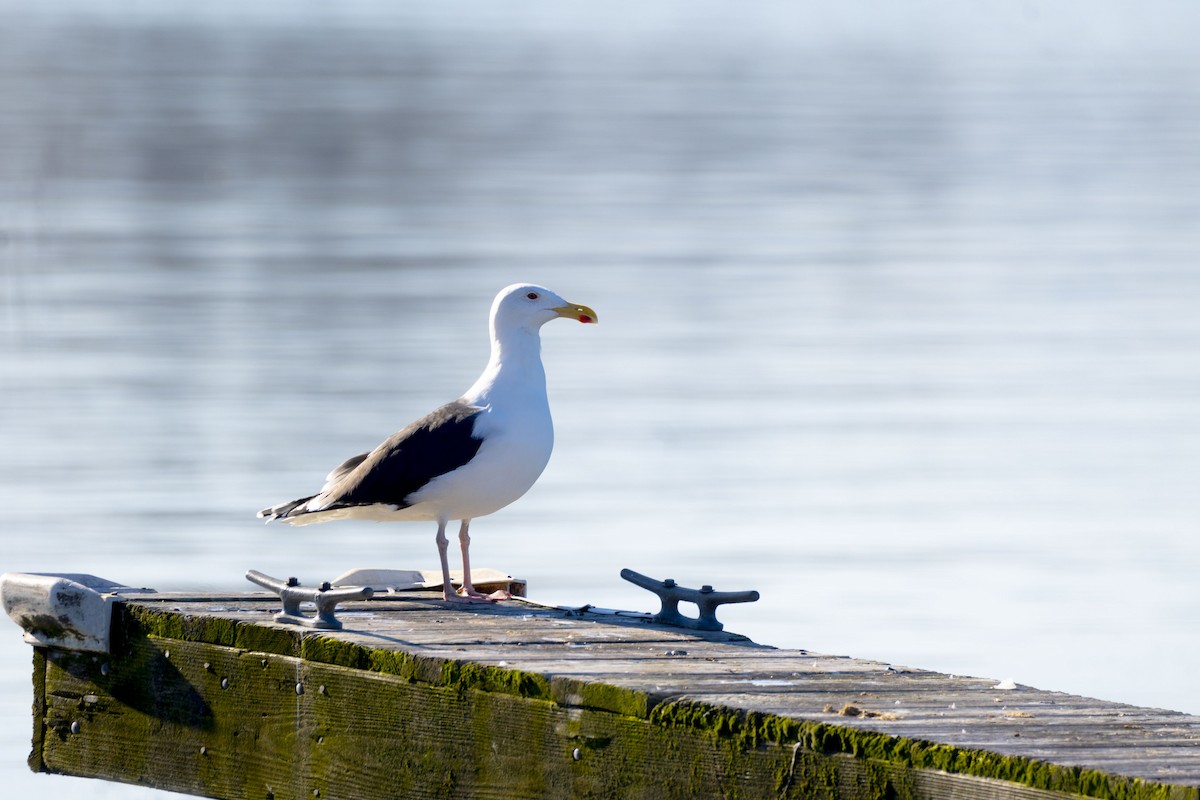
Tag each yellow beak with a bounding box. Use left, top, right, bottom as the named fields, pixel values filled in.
left=553, top=303, right=598, bottom=324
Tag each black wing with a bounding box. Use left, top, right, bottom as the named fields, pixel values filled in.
left=316, top=401, right=485, bottom=511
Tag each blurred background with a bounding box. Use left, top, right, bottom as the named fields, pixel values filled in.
left=2, top=1, right=1199, bottom=796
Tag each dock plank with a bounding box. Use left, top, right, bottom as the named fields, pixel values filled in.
left=139, top=594, right=1200, bottom=779
left=23, top=591, right=1200, bottom=799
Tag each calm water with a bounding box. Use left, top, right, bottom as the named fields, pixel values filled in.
left=3, top=3, right=1200, bottom=796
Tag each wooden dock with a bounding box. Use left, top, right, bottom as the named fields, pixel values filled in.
left=6, top=571, right=1200, bottom=799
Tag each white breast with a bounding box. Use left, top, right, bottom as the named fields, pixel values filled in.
left=404, top=404, right=554, bottom=521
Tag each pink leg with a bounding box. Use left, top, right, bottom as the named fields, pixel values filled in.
left=458, top=520, right=510, bottom=601
left=434, top=518, right=461, bottom=602
left=434, top=518, right=495, bottom=604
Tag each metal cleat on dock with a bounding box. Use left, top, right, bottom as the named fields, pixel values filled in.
left=620, top=568, right=759, bottom=631
left=245, top=570, right=373, bottom=630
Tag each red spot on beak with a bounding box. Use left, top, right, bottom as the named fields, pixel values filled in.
left=579, top=314, right=593, bottom=324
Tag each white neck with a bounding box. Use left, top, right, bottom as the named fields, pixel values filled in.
left=461, top=324, right=548, bottom=408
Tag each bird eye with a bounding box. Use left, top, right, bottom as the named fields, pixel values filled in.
left=526, top=292, right=539, bottom=300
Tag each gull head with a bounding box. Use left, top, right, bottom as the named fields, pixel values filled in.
left=491, top=283, right=598, bottom=334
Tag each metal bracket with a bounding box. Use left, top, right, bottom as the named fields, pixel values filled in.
left=620, top=568, right=759, bottom=631
left=245, top=570, right=373, bottom=630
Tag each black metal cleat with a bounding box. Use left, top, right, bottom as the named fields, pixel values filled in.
left=620, top=568, right=759, bottom=631
left=245, top=570, right=373, bottom=630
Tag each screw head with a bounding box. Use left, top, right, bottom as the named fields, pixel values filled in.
left=287, top=577, right=299, bottom=587
left=663, top=579, right=676, bottom=588
left=70, top=721, right=81, bottom=735
left=295, top=683, right=305, bottom=695
left=572, top=747, right=582, bottom=761
left=700, top=585, right=714, bottom=593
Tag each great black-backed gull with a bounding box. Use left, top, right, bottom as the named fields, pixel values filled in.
left=258, top=283, right=597, bottom=602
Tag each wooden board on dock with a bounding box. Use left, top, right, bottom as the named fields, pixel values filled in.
left=20, top=588, right=1200, bottom=799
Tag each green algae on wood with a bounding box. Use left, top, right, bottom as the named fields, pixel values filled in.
left=653, top=702, right=1200, bottom=800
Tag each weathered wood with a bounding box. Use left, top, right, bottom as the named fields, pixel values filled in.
left=28, top=645, right=46, bottom=774
left=24, top=592, right=1200, bottom=800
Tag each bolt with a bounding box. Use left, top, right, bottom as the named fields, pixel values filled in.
left=572, top=748, right=582, bottom=761
left=700, top=585, right=714, bottom=593
left=295, top=683, right=305, bottom=695
left=319, top=582, right=330, bottom=592
left=318, top=684, right=327, bottom=695
left=100, top=663, right=110, bottom=676
left=663, top=578, right=676, bottom=588
left=200, top=746, right=207, bottom=755
left=70, top=721, right=81, bottom=735
left=287, top=577, right=299, bottom=587
left=221, top=677, right=230, bottom=689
